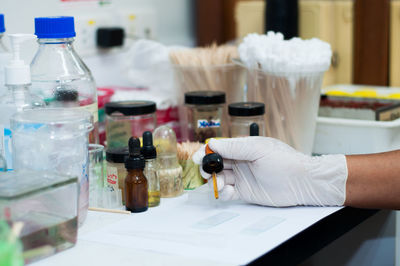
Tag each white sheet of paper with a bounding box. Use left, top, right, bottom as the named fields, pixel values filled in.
left=80, top=191, right=341, bottom=265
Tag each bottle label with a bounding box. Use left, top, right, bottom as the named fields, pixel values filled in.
left=197, top=119, right=221, bottom=128
left=1, top=125, right=13, bottom=171
left=106, top=166, right=119, bottom=190
left=75, top=102, right=99, bottom=123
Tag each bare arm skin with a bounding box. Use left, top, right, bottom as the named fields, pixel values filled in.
left=345, top=150, right=400, bottom=209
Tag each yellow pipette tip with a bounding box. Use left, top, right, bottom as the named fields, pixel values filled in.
left=212, top=173, right=219, bottom=199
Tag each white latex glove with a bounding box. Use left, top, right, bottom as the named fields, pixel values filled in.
left=192, top=137, right=348, bottom=207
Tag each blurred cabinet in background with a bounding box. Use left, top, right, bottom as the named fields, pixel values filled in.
left=235, top=1, right=265, bottom=39
left=234, top=0, right=354, bottom=87
left=391, top=0, right=400, bottom=87
left=300, top=0, right=353, bottom=87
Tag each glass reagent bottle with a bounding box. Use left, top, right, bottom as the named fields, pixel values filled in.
left=125, top=137, right=148, bottom=213
left=141, top=131, right=160, bottom=207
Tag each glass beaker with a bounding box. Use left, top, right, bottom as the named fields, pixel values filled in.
left=88, top=144, right=104, bottom=207
left=10, top=109, right=93, bottom=227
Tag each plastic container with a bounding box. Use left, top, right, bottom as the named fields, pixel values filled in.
left=228, top=102, right=265, bottom=137
left=184, top=91, right=226, bottom=143
left=10, top=109, right=92, bottom=227
left=105, top=101, right=157, bottom=148
left=245, top=67, right=325, bottom=155
left=173, top=64, right=246, bottom=104
left=314, top=85, right=400, bottom=155
left=0, top=170, right=78, bottom=264
left=30, top=16, right=99, bottom=143
left=106, top=147, right=128, bottom=204
left=313, top=117, right=400, bottom=155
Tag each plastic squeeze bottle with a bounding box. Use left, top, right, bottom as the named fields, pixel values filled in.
left=125, top=137, right=148, bottom=213
left=30, top=16, right=99, bottom=143
left=0, top=34, right=45, bottom=171
left=141, top=131, right=160, bottom=207
left=0, top=14, right=11, bottom=96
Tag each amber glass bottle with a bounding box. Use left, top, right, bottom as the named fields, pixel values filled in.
left=125, top=137, right=148, bottom=213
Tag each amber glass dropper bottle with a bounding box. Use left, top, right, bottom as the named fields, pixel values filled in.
left=124, top=137, right=148, bottom=213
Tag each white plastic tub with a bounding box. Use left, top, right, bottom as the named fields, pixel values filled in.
left=313, top=116, right=400, bottom=155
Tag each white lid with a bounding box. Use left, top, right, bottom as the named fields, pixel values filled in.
left=5, top=34, right=36, bottom=85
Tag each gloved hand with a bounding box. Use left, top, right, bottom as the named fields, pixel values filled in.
left=192, top=137, right=348, bottom=207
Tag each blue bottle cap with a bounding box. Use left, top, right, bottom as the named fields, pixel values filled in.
left=0, top=14, right=5, bottom=33
left=34, top=16, right=76, bottom=39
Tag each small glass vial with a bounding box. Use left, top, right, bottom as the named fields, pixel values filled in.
left=124, top=137, right=148, bottom=213
left=185, top=91, right=226, bottom=143
left=106, top=147, right=128, bottom=204
left=141, top=131, right=160, bottom=207
left=105, top=101, right=157, bottom=148
left=153, top=125, right=183, bottom=198
left=228, top=102, right=265, bottom=137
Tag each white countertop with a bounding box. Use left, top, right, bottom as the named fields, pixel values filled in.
left=32, top=190, right=342, bottom=266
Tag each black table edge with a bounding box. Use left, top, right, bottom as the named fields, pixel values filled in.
left=247, top=207, right=380, bottom=266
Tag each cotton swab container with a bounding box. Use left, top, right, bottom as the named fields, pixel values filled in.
left=238, top=32, right=332, bottom=154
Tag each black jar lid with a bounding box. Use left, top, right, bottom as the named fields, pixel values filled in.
left=185, top=91, right=226, bottom=105
left=106, top=147, right=129, bottom=163
left=105, top=101, right=156, bottom=116
left=228, top=102, right=265, bottom=116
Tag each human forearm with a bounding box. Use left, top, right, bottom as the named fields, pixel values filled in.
left=345, top=150, right=400, bottom=209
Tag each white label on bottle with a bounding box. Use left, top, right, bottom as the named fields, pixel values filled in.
left=197, top=119, right=221, bottom=128
left=106, top=166, right=119, bottom=191
left=75, top=103, right=99, bottom=123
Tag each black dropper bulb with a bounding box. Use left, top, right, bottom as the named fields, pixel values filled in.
left=202, top=153, right=224, bottom=174
left=141, top=131, right=156, bottom=159
left=250, top=123, right=259, bottom=136
left=125, top=137, right=145, bottom=170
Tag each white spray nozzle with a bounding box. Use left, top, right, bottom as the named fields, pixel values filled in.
left=5, top=34, right=36, bottom=85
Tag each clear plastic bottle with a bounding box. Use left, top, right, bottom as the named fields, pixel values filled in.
left=153, top=125, right=183, bottom=198
left=0, top=34, right=45, bottom=171
left=30, top=16, right=99, bottom=143
left=0, top=14, right=12, bottom=96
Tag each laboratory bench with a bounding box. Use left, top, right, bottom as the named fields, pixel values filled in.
left=32, top=192, right=395, bottom=266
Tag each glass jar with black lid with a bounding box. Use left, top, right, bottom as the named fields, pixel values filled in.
left=184, top=91, right=226, bottom=143
left=229, top=102, right=265, bottom=137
